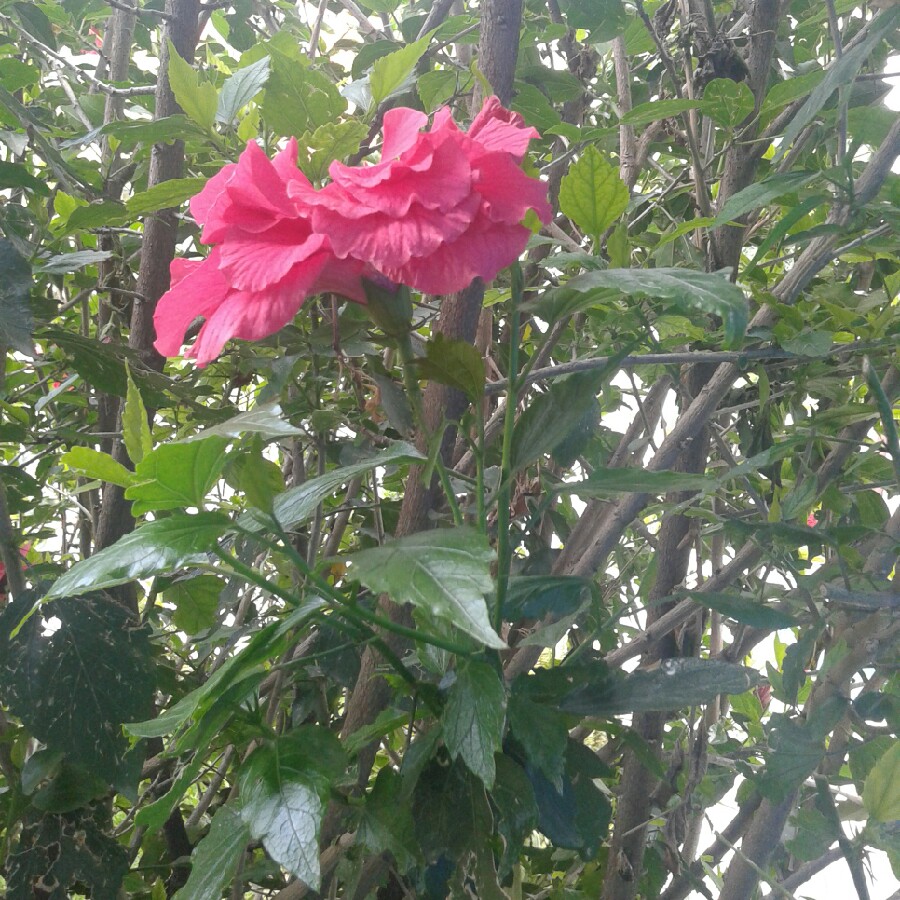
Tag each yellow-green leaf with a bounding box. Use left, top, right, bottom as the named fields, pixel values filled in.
left=123, top=365, right=152, bottom=466
left=863, top=742, right=900, bottom=823
left=370, top=32, right=434, bottom=106
left=167, top=39, right=218, bottom=130
left=558, top=145, right=629, bottom=239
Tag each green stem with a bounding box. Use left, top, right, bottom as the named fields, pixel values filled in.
left=476, top=407, right=487, bottom=533
left=494, top=264, right=523, bottom=633
left=397, top=331, right=464, bottom=527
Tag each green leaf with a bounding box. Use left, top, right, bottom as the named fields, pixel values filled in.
left=62, top=200, right=129, bottom=234
left=37, top=250, right=114, bottom=274
left=0, top=159, right=51, bottom=195
left=443, top=660, right=506, bottom=787
left=345, top=527, right=504, bottom=649
left=239, top=729, right=346, bottom=889
left=780, top=329, right=833, bottom=358
left=774, top=8, right=900, bottom=162
left=358, top=768, right=420, bottom=872
left=125, top=437, right=229, bottom=515
left=174, top=805, right=249, bottom=900
left=167, top=39, right=218, bottom=130
left=863, top=742, right=900, bottom=823
left=505, top=575, right=591, bottom=620
left=760, top=70, right=825, bottom=118
left=44, top=512, right=232, bottom=600
left=301, top=120, right=369, bottom=181
left=416, top=333, right=486, bottom=402
left=702, top=78, right=754, bottom=127
left=563, top=467, right=715, bottom=495
left=557, top=0, right=627, bottom=38
left=166, top=575, right=223, bottom=634
left=512, top=371, right=603, bottom=471
left=60, top=447, right=137, bottom=489
left=558, top=145, right=629, bottom=238
left=179, top=401, right=305, bottom=442
left=714, top=172, right=818, bottom=226
left=239, top=442, right=424, bottom=531
left=263, top=51, right=345, bottom=138
left=370, top=32, right=433, bottom=105
left=683, top=591, right=797, bottom=629
left=0, top=238, right=34, bottom=355
left=418, top=69, right=460, bottom=112
left=126, top=177, right=208, bottom=215
left=620, top=98, right=702, bottom=127
left=0, top=592, right=155, bottom=785
left=123, top=365, right=153, bottom=466
left=491, top=755, right=539, bottom=876
left=6, top=806, right=128, bottom=899
left=561, top=658, right=758, bottom=715
left=216, top=55, right=271, bottom=123
left=565, top=268, right=748, bottom=347
left=508, top=693, right=568, bottom=789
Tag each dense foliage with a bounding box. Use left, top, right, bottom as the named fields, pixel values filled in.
left=0, top=0, right=898, bottom=898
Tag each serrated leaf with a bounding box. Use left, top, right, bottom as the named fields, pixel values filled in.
left=780, top=329, right=832, bottom=358
left=263, top=51, right=345, bottom=138
left=167, top=39, right=218, bottom=130
left=620, top=98, right=702, bottom=127
left=702, top=78, right=754, bottom=127
left=60, top=447, right=136, bottom=489
left=239, top=442, right=424, bottom=531
left=123, top=365, right=153, bottom=465
left=863, top=743, right=900, bottom=823
left=358, top=768, right=420, bottom=871
left=443, top=660, right=506, bottom=787
left=565, top=267, right=748, bottom=347
left=126, top=177, right=207, bottom=215
left=38, top=250, right=113, bottom=274
left=560, top=658, right=758, bottom=715
left=0, top=238, right=34, bottom=355
left=345, top=527, right=504, bottom=649
left=774, top=8, right=900, bottom=162
left=125, top=437, right=229, bottom=515
left=416, top=333, right=485, bottom=402
left=559, top=145, right=629, bottom=238
left=167, top=575, right=223, bottom=634
left=563, top=466, right=715, bottom=496
left=239, top=729, right=345, bottom=889
left=216, top=55, right=270, bottom=123
left=0, top=592, right=155, bottom=785
left=44, top=512, right=232, bottom=600
left=301, top=120, right=369, bottom=181
left=508, top=694, right=568, bottom=789
left=174, top=805, right=249, bottom=900
left=683, top=591, right=797, bottom=629
left=370, top=32, right=433, bottom=105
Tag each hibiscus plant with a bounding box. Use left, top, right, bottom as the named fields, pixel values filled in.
left=0, top=1, right=899, bottom=899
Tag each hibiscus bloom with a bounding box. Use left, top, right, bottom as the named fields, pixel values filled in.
left=153, top=139, right=367, bottom=366
left=292, top=97, right=552, bottom=295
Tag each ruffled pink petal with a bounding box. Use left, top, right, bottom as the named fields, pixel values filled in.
left=153, top=254, right=231, bottom=358
left=468, top=96, right=539, bottom=162
left=217, top=224, right=326, bottom=291
left=314, top=255, right=370, bottom=304
left=387, top=217, right=531, bottom=295
left=473, top=152, right=552, bottom=224
left=381, top=107, right=428, bottom=159
left=190, top=163, right=237, bottom=231
left=313, top=192, right=480, bottom=268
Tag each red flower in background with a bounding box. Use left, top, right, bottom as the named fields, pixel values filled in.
left=296, top=97, right=551, bottom=295
left=153, top=139, right=367, bottom=366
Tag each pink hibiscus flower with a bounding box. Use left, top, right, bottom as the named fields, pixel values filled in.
left=153, top=139, right=367, bottom=366
left=293, top=97, right=552, bottom=295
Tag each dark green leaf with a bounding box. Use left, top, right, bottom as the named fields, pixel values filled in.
left=557, top=0, right=627, bottom=38
left=345, top=527, right=504, bottom=649
left=0, top=238, right=34, bottom=354
left=508, top=693, right=568, bottom=789
left=565, top=268, right=748, bottom=347
left=125, top=437, right=229, bottom=515
left=174, top=805, right=250, bottom=900
left=714, top=172, right=818, bottom=226
left=38, top=250, right=114, bottom=274
left=491, top=755, right=539, bottom=877
left=166, top=575, right=223, bottom=634
left=683, top=591, right=798, bottom=629
left=0, top=592, right=155, bottom=785
left=44, top=512, right=232, bottom=600
left=126, top=177, right=208, bottom=215
left=0, top=159, right=51, bottom=195
left=416, top=333, right=486, bottom=402
left=181, top=401, right=305, bottom=442
left=563, top=467, right=715, bottom=496
left=620, top=98, right=702, bottom=126
left=505, top=575, right=591, bottom=619
left=561, top=658, right=758, bottom=715
left=358, top=767, right=420, bottom=871
left=31, top=763, right=109, bottom=813
left=443, top=660, right=507, bottom=787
